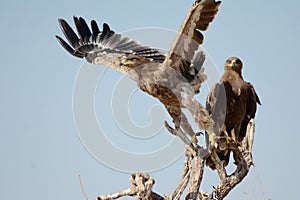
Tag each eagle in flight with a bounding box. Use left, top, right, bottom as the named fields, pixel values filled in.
left=205, top=57, right=261, bottom=170
left=56, top=0, right=222, bottom=138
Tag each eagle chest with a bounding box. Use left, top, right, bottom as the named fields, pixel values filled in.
left=223, top=79, right=248, bottom=128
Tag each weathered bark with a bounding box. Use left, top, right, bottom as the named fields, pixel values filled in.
left=96, top=173, right=164, bottom=200
left=185, top=147, right=205, bottom=200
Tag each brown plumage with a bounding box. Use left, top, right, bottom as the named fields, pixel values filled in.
left=55, top=0, right=221, bottom=135
left=206, top=57, right=261, bottom=170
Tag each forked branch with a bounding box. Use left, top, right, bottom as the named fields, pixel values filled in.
left=95, top=119, right=255, bottom=200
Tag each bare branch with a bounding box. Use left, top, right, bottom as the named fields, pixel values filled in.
left=97, top=188, right=133, bottom=200
left=78, top=172, right=89, bottom=200
left=96, top=173, right=164, bottom=200
left=166, top=151, right=192, bottom=200
left=186, top=147, right=205, bottom=200
left=210, top=149, right=227, bottom=182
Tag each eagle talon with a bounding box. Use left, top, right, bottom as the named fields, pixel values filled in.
left=216, top=134, right=232, bottom=150
left=191, top=132, right=202, bottom=148
left=207, top=132, right=216, bottom=150
left=237, top=141, right=242, bottom=147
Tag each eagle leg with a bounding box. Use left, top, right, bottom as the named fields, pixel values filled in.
left=165, top=105, right=195, bottom=137
left=231, top=129, right=237, bottom=142
left=165, top=105, right=182, bottom=130
left=179, top=112, right=196, bottom=137
left=164, top=121, right=194, bottom=149
left=231, top=124, right=242, bottom=143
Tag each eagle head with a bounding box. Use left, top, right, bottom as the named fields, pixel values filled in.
left=119, top=55, right=150, bottom=69
left=224, top=57, right=243, bottom=74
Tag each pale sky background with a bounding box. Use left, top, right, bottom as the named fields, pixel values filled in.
left=1, top=0, right=300, bottom=199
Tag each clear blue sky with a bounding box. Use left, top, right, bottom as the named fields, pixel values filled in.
left=1, top=0, right=299, bottom=199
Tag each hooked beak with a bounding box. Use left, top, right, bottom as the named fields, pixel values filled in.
left=120, top=58, right=136, bottom=66
left=120, top=58, right=126, bottom=66
left=229, top=60, right=237, bottom=68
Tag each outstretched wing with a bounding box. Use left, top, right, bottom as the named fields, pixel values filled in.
left=56, top=17, right=165, bottom=66
left=164, top=0, right=221, bottom=81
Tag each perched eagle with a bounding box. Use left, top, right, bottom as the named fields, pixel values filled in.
left=205, top=57, right=261, bottom=170
left=56, top=0, right=221, bottom=137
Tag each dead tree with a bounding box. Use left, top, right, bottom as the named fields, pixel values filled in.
left=96, top=118, right=256, bottom=200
